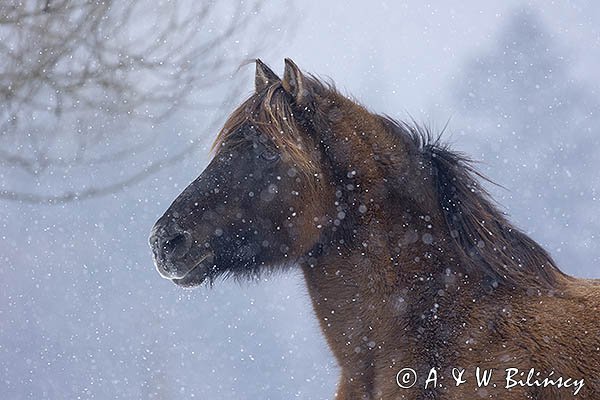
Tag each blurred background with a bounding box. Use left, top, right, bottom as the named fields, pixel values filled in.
left=1, top=1, right=599, bottom=398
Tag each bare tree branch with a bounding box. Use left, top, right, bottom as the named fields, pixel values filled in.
left=0, top=0, right=292, bottom=203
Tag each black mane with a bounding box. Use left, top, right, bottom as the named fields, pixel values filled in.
left=392, top=120, right=564, bottom=289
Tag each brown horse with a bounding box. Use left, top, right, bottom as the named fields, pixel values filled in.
left=150, top=59, right=600, bottom=399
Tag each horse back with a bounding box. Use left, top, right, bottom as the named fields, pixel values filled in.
left=453, top=277, right=600, bottom=399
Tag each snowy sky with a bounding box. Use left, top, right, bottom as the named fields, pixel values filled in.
left=2, top=1, right=599, bottom=399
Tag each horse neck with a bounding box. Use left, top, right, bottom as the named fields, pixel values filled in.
left=300, top=103, right=472, bottom=346
left=306, top=96, right=459, bottom=283
left=302, top=190, right=457, bottom=304
left=299, top=186, right=471, bottom=375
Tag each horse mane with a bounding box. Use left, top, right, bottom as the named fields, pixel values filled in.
left=393, top=121, right=565, bottom=289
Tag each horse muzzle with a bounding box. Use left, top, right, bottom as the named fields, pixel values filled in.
left=149, top=222, right=197, bottom=279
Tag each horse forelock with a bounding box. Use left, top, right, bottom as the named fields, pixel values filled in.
left=213, top=81, right=330, bottom=183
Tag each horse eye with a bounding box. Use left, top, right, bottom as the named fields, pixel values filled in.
left=260, top=149, right=280, bottom=162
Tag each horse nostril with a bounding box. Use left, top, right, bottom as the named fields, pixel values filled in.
left=160, top=231, right=192, bottom=261
left=164, top=234, right=184, bottom=252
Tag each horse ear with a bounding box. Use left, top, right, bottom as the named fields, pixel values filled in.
left=282, top=58, right=306, bottom=104
left=255, top=59, right=280, bottom=92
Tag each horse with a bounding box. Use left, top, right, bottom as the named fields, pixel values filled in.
left=150, top=59, right=600, bottom=399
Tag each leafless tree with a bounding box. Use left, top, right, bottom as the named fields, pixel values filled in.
left=0, top=0, right=290, bottom=204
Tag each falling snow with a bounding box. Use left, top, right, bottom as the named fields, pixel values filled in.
left=2, top=2, right=600, bottom=399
